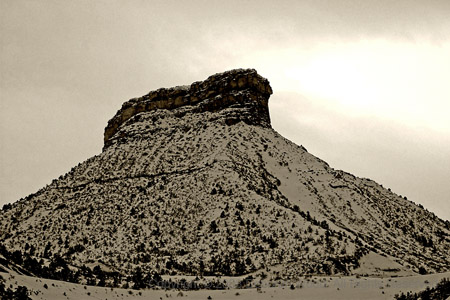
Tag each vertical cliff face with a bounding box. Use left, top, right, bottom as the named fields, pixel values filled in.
left=104, top=68, right=273, bottom=149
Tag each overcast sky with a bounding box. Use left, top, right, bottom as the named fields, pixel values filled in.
left=1, top=0, right=449, bottom=220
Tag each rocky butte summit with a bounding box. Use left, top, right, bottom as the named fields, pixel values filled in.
left=1, top=69, right=449, bottom=286
left=103, top=69, right=272, bottom=149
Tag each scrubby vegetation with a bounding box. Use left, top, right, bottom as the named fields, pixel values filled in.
left=0, top=245, right=231, bottom=291
left=1, top=81, right=449, bottom=283
left=394, top=277, right=450, bottom=300
left=0, top=275, right=32, bottom=300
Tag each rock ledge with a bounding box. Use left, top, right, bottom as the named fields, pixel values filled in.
left=104, top=69, right=273, bottom=149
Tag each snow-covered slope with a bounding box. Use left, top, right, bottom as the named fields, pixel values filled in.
left=1, top=69, right=449, bottom=283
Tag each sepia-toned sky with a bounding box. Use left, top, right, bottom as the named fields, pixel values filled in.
left=1, top=0, right=449, bottom=220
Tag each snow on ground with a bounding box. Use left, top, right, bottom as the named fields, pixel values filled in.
left=2, top=270, right=449, bottom=300
left=353, top=252, right=416, bottom=277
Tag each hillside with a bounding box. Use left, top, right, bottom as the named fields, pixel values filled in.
left=1, top=69, right=449, bottom=286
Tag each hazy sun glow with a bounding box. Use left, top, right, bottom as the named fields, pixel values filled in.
left=245, top=39, right=450, bottom=133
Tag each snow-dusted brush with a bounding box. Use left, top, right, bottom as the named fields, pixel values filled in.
left=1, top=69, right=449, bottom=293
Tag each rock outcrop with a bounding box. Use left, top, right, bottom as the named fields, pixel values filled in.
left=104, top=69, right=272, bottom=149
